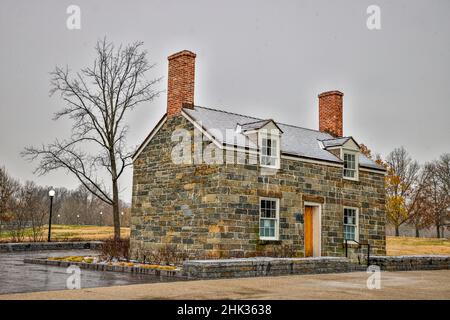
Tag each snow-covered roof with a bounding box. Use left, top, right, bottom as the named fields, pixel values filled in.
left=182, top=106, right=385, bottom=171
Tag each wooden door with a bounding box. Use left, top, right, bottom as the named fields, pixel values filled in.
left=304, top=206, right=313, bottom=257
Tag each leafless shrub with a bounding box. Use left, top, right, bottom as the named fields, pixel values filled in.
left=100, top=237, right=130, bottom=260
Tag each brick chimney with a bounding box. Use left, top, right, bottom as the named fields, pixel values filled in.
left=318, top=90, right=344, bottom=137
left=167, top=50, right=196, bottom=118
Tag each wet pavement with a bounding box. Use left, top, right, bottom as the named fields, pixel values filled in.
left=0, top=250, right=180, bottom=295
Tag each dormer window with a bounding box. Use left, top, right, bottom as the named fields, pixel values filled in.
left=240, top=119, right=282, bottom=170
left=320, top=137, right=360, bottom=181
left=343, top=151, right=358, bottom=180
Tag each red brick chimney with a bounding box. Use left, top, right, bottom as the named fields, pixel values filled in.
left=167, top=50, right=196, bottom=118
left=318, top=90, right=344, bottom=137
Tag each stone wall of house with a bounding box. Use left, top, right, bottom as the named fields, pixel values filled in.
left=130, top=115, right=386, bottom=260
left=213, top=154, right=386, bottom=258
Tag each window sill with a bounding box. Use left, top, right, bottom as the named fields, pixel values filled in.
left=258, top=239, right=281, bottom=245
left=260, top=164, right=279, bottom=170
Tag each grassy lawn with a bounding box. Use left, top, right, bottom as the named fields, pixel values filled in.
left=0, top=225, right=130, bottom=242
left=386, top=236, right=450, bottom=256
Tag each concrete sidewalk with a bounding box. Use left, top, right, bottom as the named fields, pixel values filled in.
left=1, top=270, right=449, bottom=300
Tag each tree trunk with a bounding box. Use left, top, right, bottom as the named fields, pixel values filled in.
left=110, top=152, right=121, bottom=240
left=436, top=224, right=440, bottom=238
left=415, top=227, right=420, bottom=238
left=112, top=180, right=120, bottom=239
left=395, top=225, right=400, bottom=236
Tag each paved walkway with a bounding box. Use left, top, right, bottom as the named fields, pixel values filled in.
left=0, top=250, right=179, bottom=295
left=1, top=270, right=449, bottom=300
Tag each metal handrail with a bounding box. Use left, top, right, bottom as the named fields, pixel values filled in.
left=344, top=239, right=371, bottom=266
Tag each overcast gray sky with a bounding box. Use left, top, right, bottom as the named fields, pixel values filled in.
left=1, top=0, right=449, bottom=202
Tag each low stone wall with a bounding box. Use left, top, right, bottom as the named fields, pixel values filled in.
left=23, top=255, right=450, bottom=281
left=24, top=258, right=185, bottom=279
left=182, top=257, right=363, bottom=279
left=370, top=255, right=450, bottom=271
left=0, top=241, right=103, bottom=252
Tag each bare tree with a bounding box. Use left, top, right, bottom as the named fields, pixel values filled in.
left=423, top=162, right=450, bottom=238
left=385, top=146, right=421, bottom=236
left=0, top=166, right=20, bottom=233
left=23, top=39, right=160, bottom=239
left=436, top=154, right=450, bottom=195
left=0, top=167, right=19, bottom=215
left=408, top=168, right=434, bottom=237
left=435, top=153, right=450, bottom=235
left=16, top=182, right=48, bottom=241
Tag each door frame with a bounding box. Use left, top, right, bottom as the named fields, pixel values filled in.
left=304, top=201, right=322, bottom=257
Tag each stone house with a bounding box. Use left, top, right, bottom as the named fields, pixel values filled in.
left=130, top=50, right=386, bottom=260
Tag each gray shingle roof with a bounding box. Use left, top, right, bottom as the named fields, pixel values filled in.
left=239, top=119, right=283, bottom=133
left=321, top=137, right=352, bottom=148
left=240, top=119, right=271, bottom=132
left=183, top=106, right=385, bottom=171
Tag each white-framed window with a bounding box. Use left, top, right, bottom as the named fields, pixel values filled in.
left=260, top=136, right=279, bottom=168
left=259, top=197, right=279, bottom=240
left=343, top=207, right=359, bottom=242
left=343, top=151, right=358, bottom=180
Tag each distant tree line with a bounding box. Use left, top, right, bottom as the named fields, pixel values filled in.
left=0, top=166, right=130, bottom=242
left=362, top=146, right=450, bottom=238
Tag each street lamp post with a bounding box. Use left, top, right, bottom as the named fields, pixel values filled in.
left=47, top=188, right=55, bottom=242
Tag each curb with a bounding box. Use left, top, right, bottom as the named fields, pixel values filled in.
left=24, top=257, right=187, bottom=279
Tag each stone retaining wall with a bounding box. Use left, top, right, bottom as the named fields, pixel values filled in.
left=370, top=255, right=450, bottom=271
left=0, top=241, right=103, bottom=252
left=182, top=257, right=363, bottom=279
left=24, top=258, right=185, bottom=279
left=23, top=255, right=450, bottom=280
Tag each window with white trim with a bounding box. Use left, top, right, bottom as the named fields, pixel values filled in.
left=343, top=152, right=357, bottom=179
left=260, top=136, right=278, bottom=168
left=343, top=207, right=358, bottom=242
left=259, top=198, right=279, bottom=240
